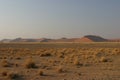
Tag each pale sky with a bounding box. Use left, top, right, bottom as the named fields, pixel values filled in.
left=0, top=0, right=120, bottom=39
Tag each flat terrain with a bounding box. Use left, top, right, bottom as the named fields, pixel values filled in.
left=0, top=42, right=120, bottom=80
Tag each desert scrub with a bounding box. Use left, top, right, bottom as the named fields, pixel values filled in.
left=15, top=56, right=21, bottom=60
left=57, top=52, right=64, bottom=58
left=73, top=57, right=83, bottom=66
left=38, top=69, right=44, bottom=76
left=1, top=70, right=7, bottom=76
left=56, top=66, right=64, bottom=73
left=73, top=57, right=80, bottom=65
left=99, top=57, right=108, bottom=62
left=1, top=59, right=11, bottom=67
left=23, top=58, right=37, bottom=68
left=64, top=56, right=69, bottom=63
left=7, top=72, right=19, bottom=79
left=1, top=70, right=19, bottom=79
left=40, top=52, right=52, bottom=57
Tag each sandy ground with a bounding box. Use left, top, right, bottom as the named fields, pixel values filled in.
left=0, top=43, right=120, bottom=80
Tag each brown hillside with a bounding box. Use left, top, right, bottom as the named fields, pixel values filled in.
left=1, top=35, right=119, bottom=42
left=75, top=35, right=108, bottom=42
left=108, top=39, right=120, bottom=42
left=48, top=38, right=78, bottom=42
left=75, top=37, right=94, bottom=42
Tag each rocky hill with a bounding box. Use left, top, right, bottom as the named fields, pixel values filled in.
left=0, top=35, right=119, bottom=43
left=75, top=35, right=108, bottom=42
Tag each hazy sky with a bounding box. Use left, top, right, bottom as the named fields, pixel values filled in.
left=0, top=0, right=120, bottom=39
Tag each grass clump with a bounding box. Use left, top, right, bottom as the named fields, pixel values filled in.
left=73, top=58, right=79, bottom=65
left=1, top=70, right=19, bottom=79
left=40, top=52, right=51, bottom=57
left=7, top=72, right=19, bottom=79
left=1, top=59, right=11, bottom=67
left=56, top=66, right=63, bottom=73
left=38, top=70, right=44, bottom=76
left=23, top=58, right=37, bottom=69
left=99, top=57, right=108, bottom=62
left=1, top=70, right=7, bottom=76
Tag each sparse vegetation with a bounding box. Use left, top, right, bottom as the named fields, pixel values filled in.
left=40, top=52, right=52, bottom=57
left=0, top=43, right=119, bottom=80
left=1, top=70, right=20, bottom=79
left=99, top=57, right=108, bottom=62
left=56, top=66, right=63, bottom=73
left=38, top=70, right=44, bottom=76
left=1, top=59, right=11, bottom=67
left=73, top=58, right=79, bottom=65
left=23, top=58, right=37, bottom=68
left=7, top=72, right=19, bottom=79
left=1, top=70, right=7, bottom=76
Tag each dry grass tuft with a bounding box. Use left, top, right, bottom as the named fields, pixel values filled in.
left=1, top=70, right=7, bottom=76
left=23, top=58, right=37, bottom=69
left=73, top=58, right=79, bottom=65
left=40, top=52, right=52, bottom=57
left=99, top=57, right=108, bottom=62
left=1, top=70, right=19, bottom=79
left=38, top=70, right=44, bottom=76
left=15, top=56, right=21, bottom=60
left=7, top=72, right=19, bottom=79
left=1, top=59, right=11, bottom=67
left=56, top=66, right=63, bottom=73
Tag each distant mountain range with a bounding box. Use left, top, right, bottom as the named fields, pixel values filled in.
left=0, top=35, right=120, bottom=43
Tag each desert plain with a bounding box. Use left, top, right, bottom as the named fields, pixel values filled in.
left=0, top=42, right=120, bottom=80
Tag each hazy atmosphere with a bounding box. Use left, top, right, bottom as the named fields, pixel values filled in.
left=0, top=1, right=120, bottom=80
left=0, top=0, right=120, bottom=39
